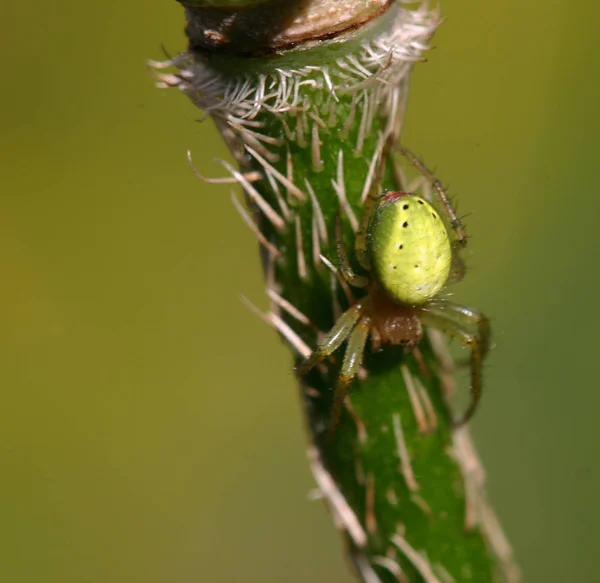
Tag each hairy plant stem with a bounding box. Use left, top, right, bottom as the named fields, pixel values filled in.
left=152, top=1, right=519, bottom=581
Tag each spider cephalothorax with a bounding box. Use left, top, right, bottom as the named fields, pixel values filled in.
left=297, top=148, right=490, bottom=436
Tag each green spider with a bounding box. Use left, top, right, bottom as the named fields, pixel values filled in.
left=297, top=148, right=490, bottom=435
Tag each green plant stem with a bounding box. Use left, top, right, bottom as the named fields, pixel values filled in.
left=152, top=1, right=520, bottom=581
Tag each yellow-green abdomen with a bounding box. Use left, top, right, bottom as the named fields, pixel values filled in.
left=368, top=192, right=452, bottom=306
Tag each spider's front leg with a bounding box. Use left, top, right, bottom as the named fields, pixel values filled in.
left=296, top=302, right=371, bottom=438
left=436, top=301, right=491, bottom=360
left=421, top=302, right=490, bottom=425
left=296, top=302, right=364, bottom=376
left=329, top=316, right=371, bottom=437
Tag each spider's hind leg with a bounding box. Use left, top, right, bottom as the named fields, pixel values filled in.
left=397, top=145, right=468, bottom=249
left=335, top=215, right=368, bottom=289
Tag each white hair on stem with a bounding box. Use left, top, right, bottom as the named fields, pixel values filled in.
left=150, top=3, right=439, bottom=157
left=230, top=192, right=282, bottom=258
left=332, top=150, right=359, bottom=232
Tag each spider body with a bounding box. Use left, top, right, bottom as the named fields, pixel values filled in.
left=297, top=148, right=490, bottom=436
left=362, top=283, right=423, bottom=350
left=368, top=192, right=452, bottom=306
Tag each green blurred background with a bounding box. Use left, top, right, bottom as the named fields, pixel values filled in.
left=1, top=2, right=598, bottom=582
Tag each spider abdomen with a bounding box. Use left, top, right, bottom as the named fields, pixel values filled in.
left=368, top=192, right=452, bottom=306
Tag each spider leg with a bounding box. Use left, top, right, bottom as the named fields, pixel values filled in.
left=355, top=134, right=397, bottom=270
left=296, top=302, right=365, bottom=376
left=421, top=304, right=490, bottom=426
left=370, top=326, right=383, bottom=353
left=448, top=250, right=467, bottom=285
left=428, top=300, right=491, bottom=360
left=397, top=146, right=468, bottom=249
left=335, top=215, right=368, bottom=288
left=329, top=316, right=371, bottom=438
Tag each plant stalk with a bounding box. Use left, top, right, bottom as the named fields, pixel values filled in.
left=151, top=1, right=520, bottom=581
